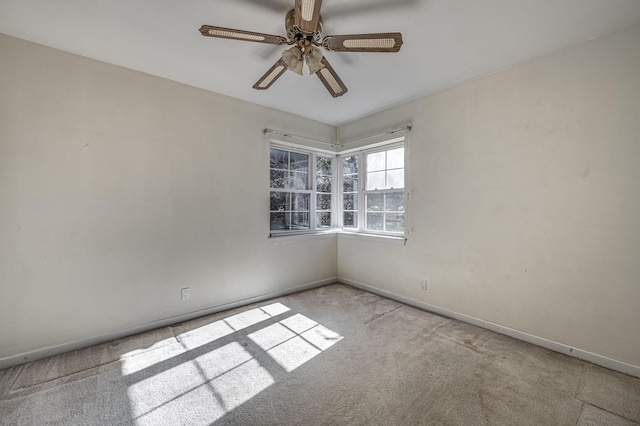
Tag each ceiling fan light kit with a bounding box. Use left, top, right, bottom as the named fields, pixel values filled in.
left=200, top=0, right=403, bottom=97
left=305, top=46, right=325, bottom=74
left=282, top=46, right=304, bottom=75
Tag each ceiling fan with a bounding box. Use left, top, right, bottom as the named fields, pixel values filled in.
left=199, top=0, right=403, bottom=97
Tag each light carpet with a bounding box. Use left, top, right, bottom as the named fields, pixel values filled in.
left=1, top=284, right=639, bottom=425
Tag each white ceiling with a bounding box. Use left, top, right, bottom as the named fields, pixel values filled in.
left=2, top=0, right=640, bottom=126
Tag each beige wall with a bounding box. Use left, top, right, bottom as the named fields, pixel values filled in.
left=0, top=33, right=337, bottom=360
left=338, top=24, right=640, bottom=367
left=2, top=22, right=639, bottom=370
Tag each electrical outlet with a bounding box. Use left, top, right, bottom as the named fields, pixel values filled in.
left=181, top=287, right=190, bottom=301
left=420, top=280, right=427, bottom=291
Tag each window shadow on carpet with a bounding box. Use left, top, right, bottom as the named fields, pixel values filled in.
left=121, top=302, right=343, bottom=425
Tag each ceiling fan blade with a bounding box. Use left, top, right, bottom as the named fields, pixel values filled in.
left=323, top=33, right=403, bottom=52
left=199, top=25, right=287, bottom=45
left=295, top=0, right=323, bottom=33
left=315, top=58, right=348, bottom=98
left=253, top=58, right=288, bottom=90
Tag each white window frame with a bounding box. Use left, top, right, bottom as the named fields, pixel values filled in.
left=269, top=141, right=337, bottom=237
left=267, top=128, right=409, bottom=241
left=338, top=137, right=407, bottom=237
left=340, top=153, right=360, bottom=231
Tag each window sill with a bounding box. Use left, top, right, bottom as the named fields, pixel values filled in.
left=268, top=229, right=407, bottom=245
left=268, top=229, right=340, bottom=244
left=338, top=231, right=407, bottom=245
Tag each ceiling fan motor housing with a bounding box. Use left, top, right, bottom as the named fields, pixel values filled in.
left=286, top=9, right=323, bottom=43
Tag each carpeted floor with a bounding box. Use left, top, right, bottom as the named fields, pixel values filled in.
left=1, top=283, right=639, bottom=425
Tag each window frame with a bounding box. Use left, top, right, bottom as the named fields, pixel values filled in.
left=267, top=130, right=409, bottom=240
left=269, top=142, right=337, bottom=237
left=340, top=153, right=360, bottom=230
left=338, top=138, right=407, bottom=237
left=315, top=154, right=336, bottom=230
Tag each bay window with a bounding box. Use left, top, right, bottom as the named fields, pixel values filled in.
left=268, top=132, right=406, bottom=238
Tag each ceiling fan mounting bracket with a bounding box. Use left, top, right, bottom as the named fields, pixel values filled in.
left=285, top=9, right=323, bottom=44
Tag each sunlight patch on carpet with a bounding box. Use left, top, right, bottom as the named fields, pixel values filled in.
left=127, top=342, right=274, bottom=425
left=249, top=313, right=343, bottom=372
left=121, top=303, right=342, bottom=425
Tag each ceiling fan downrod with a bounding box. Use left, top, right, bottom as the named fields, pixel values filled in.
left=285, top=9, right=323, bottom=44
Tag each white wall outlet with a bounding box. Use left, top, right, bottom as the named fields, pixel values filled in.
left=420, top=280, right=427, bottom=291
left=181, top=287, right=190, bottom=301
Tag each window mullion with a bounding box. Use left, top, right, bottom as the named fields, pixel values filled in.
left=331, top=155, right=344, bottom=228
left=383, top=191, right=387, bottom=233
left=358, top=152, right=365, bottom=232
left=310, top=153, right=316, bottom=230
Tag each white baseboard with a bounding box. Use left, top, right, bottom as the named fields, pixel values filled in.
left=0, top=277, right=337, bottom=370
left=339, top=278, right=640, bottom=379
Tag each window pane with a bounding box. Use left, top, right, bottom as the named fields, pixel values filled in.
left=269, top=148, right=314, bottom=233
left=317, top=157, right=332, bottom=175
left=366, top=193, right=384, bottom=212
left=270, top=169, right=287, bottom=189
left=343, top=175, right=358, bottom=192
left=343, top=156, right=358, bottom=174
left=270, top=149, right=288, bottom=170
left=343, top=193, right=357, bottom=210
left=317, top=212, right=331, bottom=228
left=343, top=211, right=357, bottom=228
left=270, top=192, right=289, bottom=211
left=290, top=152, right=309, bottom=172
left=292, top=193, right=310, bottom=211
left=291, top=212, right=310, bottom=230
left=270, top=212, right=288, bottom=230
left=386, top=169, right=404, bottom=189
left=316, top=175, right=331, bottom=193
left=290, top=171, right=309, bottom=190
left=367, top=151, right=385, bottom=172
left=337, top=143, right=405, bottom=235
left=366, top=213, right=384, bottom=231
left=317, top=194, right=331, bottom=210
left=366, top=171, right=385, bottom=190
left=385, top=192, right=404, bottom=212
left=387, top=147, right=404, bottom=169
left=385, top=213, right=405, bottom=233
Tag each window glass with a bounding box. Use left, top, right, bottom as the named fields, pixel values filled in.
left=270, top=149, right=288, bottom=170
left=385, top=192, right=404, bottom=212
left=366, top=171, right=385, bottom=190
left=365, top=147, right=405, bottom=190
left=359, top=144, right=406, bottom=234
left=270, top=148, right=311, bottom=232
left=387, top=169, right=404, bottom=189
left=366, top=151, right=385, bottom=172
left=387, top=147, right=404, bottom=169
left=290, top=152, right=309, bottom=171
left=342, top=155, right=359, bottom=228
left=316, top=156, right=333, bottom=228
